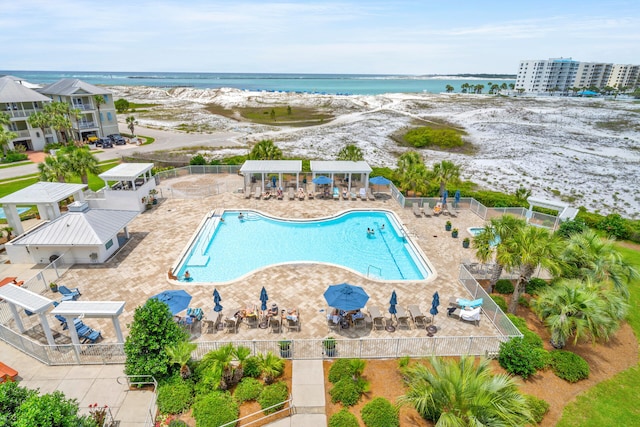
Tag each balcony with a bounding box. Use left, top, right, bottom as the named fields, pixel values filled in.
left=4, top=108, right=37, bottom=118
left=11, top=130, right=31, bottom=139
left=72, top=104, right=94, bottom=111
left=77, top=122, right=97, bottom=129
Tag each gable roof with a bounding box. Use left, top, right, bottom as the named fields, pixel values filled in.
left=39, top=78, right=111, bottom=96
left=0, top=76, right=51, bottom=103
left=11, top=209, right=139, bottom=246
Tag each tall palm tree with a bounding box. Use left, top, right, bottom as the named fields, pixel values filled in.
left=531, top=279, right=628, bottom=348
left=165, top=341, right=197, bottom=378
left=429, top=160, right=460, bottom=197
left=258, top=351, right=285, bottom=385
left=473, top=215, right=527, bottom=293
left=445, top=84, right=454, bottom=93
left=248, top=139, right=283, bottom=160
left=126, top=115, right=138, bottom=136
left=27, top=110, right=52, bottom=144
left=398, top=356, right=534, bottom=426
left=395, top=151, right=428, bottom=195
left=38, top=153, right=72, bottom=182
left=65, top=147, right=100, bottom=184
left=0, top=127, right=17, bottom=157
left=560, top=229, right=638, bottom=298
left=499, top=226, right=564, bottom=313
left=336, top=144, right=364, bottom=161
left=93, top=95, right=106, bottom=137
left=514, top=186, right=531, bottom=204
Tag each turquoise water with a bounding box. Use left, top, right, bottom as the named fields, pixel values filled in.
left=468, top=227, right=501, bottom=246
left=176, top=210, right=431, bottom=282
left=0, top=207, right=30, bottom=220
left=2, top=71, right=514, bottom=96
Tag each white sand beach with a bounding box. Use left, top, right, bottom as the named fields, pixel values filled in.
left=111, top=85, right=640, bottom=218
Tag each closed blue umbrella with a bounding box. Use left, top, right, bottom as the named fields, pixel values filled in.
left=389, top=290, right=398, bottom=316
left=324, top=283, right=369, bottom=311
left=430, top=291, right=440, bottom=316
left=312, top=175, right=332, bottom=185
left=442, top=190, right=448, bottom=205
left=213, top=288, right=223, bottom=312
left=454, top=190, right=461, bottom=208
left=271, top=176, right=276, bottom=188
left=260, top=286, right=269, bottom=311
left=149, top=290, right=192, bottom=315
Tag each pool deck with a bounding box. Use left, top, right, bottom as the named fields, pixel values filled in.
left=7, top=173, right=499, bottom=344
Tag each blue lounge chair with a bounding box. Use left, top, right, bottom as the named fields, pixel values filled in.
left=82, top=329, right=102, bottom=344
left=55, top=314, right=68, bottom=330
left=456, top=298, right=483, bottom=309
left=332, top=187, right=340, bottom=199
left=59, top=285, right=81, bottom=301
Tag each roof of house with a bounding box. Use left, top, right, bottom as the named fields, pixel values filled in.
left=0, top=76, right=51, bottom=103
left=38, top=78, right=111, bottom=96
left=240, top=160, right=303, bottom=173
left=99, top=163, right=154, bottom=181
left=310, top=161, right=372, bottom=173
left=0, top=182, right=87, bottom=205
left=10, top=209, right=139, bottom=246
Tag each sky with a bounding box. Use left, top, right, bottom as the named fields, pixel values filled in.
left=2, top=0, right=639, bottom=74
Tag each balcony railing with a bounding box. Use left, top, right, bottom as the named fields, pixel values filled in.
left=72, top=104, right=94, bottom=111
left=4, top=108, right=38, bottom=118
left=78, top=122, right=97, bottom=129
left=12, top=130, right=31, bottom=138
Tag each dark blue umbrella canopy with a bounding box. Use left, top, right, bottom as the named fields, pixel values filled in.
left=260, top=286, right=269, bottom=311
left=370, top=176, right=391, bottom=185
left=454, top=190, right=461, bottom=203
left=271, top=176, right=277, bottom=187
left=442, top=190, right=448, bottom=204
left=150, top=290, right=192, bottom=315
left=389, top=290, right=398, bottom=315
left=430, top=291, right=440, bottom=316
left=213, top=288, right=223, bottom=312
left=324, top=283, right=369, bottom=311
left=312, top=175, right=332, bottom=185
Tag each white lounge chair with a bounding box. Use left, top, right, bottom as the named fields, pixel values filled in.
left=413, top=203, right=422, bottom=217
left=358, top=188, right=367, bottom=200
left=254, top=187, right=261, bottom=199
left=460, top=307, right=482, bottom=326
left=367, top=188, right=376, bottom=200
left=288, top=188, right=295, bottom=200
left=244, top=188, right=252, bottom=199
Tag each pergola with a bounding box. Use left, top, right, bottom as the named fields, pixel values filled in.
left=239, top=160, right=302, bottom=192
left=0, top=284, right=55, bottom=345
left=51, top=301, right=126, bottom=344
left=98, top=163, right=154, bottom=191
left=0, top=182, right=87, bottom=236
left=309, top=161, right=372, bottom=193
left=527, top=196, right=578, bottom=221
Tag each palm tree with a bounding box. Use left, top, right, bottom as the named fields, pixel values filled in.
left=445, top=84, right=454, bottom=93
left=531, top=279, right=628, bottom=348
left=473, top=215, right=527, bottom=293
left=258, top=351, right=285, bottom=385
left=513, top=186, right=531, bottom=204
left=336, top=144, right=364, bottom=161
left=0, top=127, right=17, bottom=157
left=499, top=226, right=564, bottom=313
left=27, top=111, right=52, bottom=144
left=560, top=229, right=638, bottom=298
left=93, top=95, right=106, bottom=137
left=165, top=341, right=197, bottom=378
left=398, top=356, right=534, bottom=426
left=126, top=115, right=138, bottom=136
left=395, top=151, right=428, bottom=195
left=500, top=82, right=508, bottom=92
left=508, top=83, right=515, bottom=90
left=248, top=139, right=283, bottom=160
left=429, top=160, right=460, bottom=197
left=38, top=153, right=72, bottom=182
left=65, top=147, right=100, bottom=184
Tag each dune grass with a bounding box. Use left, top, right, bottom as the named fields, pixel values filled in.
left=556, top=245, right=640, bottom=426
left=205, top=104, right=333, bottom=127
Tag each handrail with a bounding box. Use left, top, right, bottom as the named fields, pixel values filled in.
left=219, top=394, right=294, bottom=427
left=367, top=264, right=382, bottom=278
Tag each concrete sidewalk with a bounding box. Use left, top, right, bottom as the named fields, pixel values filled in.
left=0, top=342, right=154, bottom=426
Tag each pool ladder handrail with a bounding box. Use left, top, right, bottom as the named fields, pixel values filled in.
left=367, top=264, right=382, bottom=278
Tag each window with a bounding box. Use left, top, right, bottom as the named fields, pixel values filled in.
left=105, top=239, right=113, bottom=250
left=100, top=112, right=104, bottom=121
left=103, top=95, right=108, bottom=102
left=107, top=112, right=112, bottom=121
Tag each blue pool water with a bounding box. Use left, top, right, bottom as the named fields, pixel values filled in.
left=468, top=227, right=501, bottom=246
left=0, top=207, right=30, bottom=220
left=176, top=210, right=431, bottom=283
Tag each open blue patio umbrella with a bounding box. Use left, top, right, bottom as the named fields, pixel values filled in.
left=312, top=175, right=332, bottom=185
left=212, top=288, right=223, bottom=312
left=324, top=283, right=369, bottom=311
left=370, top=176, right=391, bottom=194
left=260, top=286, right=269, bottom=311
left=454, top=190, right=461, bottom=208
left=389, top=290, right=398, bottom=317
left=150, top=290, right=192, bottom=315
left=430, top=291, right=440, bottom=316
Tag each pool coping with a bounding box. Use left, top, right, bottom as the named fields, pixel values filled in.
left=169, top=208, right=437, bottom=286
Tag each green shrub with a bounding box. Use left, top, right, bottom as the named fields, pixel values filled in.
left=329, top=378, right=365, bottom=406
left=490, top=295, right=507, bottom=312
left=189, top=154, right=207, bottom=165
left=498, top=337, right=541, bottom=379
left=234, top=377, right=263, bottom=403
left=532, top=348, right=551, bottom=370
left=361, top=397, right=399, bottom=427
left=506, top=314, right=543, bottom=348
left=328, top=408, right=360, bottom=427
left=328, top=358, right=356, bottom=384
left=550, top=351, right=590, bottom=383
left=168, top=420, right=189, bottom=427
left=192, top=391, right=238, bottom=427
left=518, top=296, right=529, bottom=308
left=0, top=382, right=37, bottom=426
left=524, top=394, right=550, bottom=424
left=495, top=279, right=515, bottom=294
left=526, top=278, right=548, bottom=295
left=243, top=356, right=262, bottom=378
left=596, top=213, right=628, bottom=240
left=398, top=355, right=410, bottom=368
left=14, top=390, right=92, bottom=427
left=404, top=126, right=464, bottom=149
left=157, top=381, right=193, bottom=414
left=1, top=151, right=28, bottom=163
left=556, top=218, right=587, bottom=238
left=258, top=381, right=288, bottom=415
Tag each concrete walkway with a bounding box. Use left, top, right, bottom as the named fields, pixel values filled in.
left=268, top=359, right=327, bottom=427
left=0, top=342, right=154, bottom=426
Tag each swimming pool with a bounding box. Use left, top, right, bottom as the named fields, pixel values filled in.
left=0, top=207, right=30, bottom=220
left=175, top=210, right=433, bottom=283
left=468, top=227, right=501, bottom=245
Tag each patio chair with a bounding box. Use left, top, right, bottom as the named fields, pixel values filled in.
left=333, top=187, right=340, bottom=199
left=224, top=317, right=238, bottom=334
left=353, top=315, right=368, bottom=330
left=342, top=188, right=349, bottom=200
left=308, top=190, right=314, bottom=199
left=368, top=306, right=385, bottom=330
left=412, top=203, right=422, bottom=217
left=460, top=307, right=482, bottom=326
left=396, top=306, right=411, bottom=330
left=408, top=304, right=429, bottom=329
left=327, top=316, right=339, bottom=332
left=432, top=202, right=443, bottom=216
left=358, top=188, right=367, bottom=200
left=350, top=191, right=357, bottom=200
left=288, top=188, right=295, bottom=200
left=55, top=314, right=68, bottom=330
left=58, top=285, right=81, bottom=301
left=367, top=188, right=376, bottom=201
left=244, top=188, right=252, bottom=199
left=245, top=314, right=258, bottom=329
left=286, top=317, right=301, bottom=332
left=254, top=187, right=261, bottom=199
left=82, top=329, right=102, bottom=344
left=269, top=317, right=281, bottom=333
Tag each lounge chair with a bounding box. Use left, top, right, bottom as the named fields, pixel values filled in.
left=412, top=203, right=422, bottom=217
left=460, top=307, right=482, bottom=326
left=367, top=188, right=376, bottom=201
left=276, top=188, right=284, bottom=200
left=82, top=329, right=102, bottom=344
left=396, top=306, right=411, bottom=330
left=307, top=190, right=314, bottom=199
left=422, top=204, right=432, bottom=218
left=451, top=297, right=483, bottom=309
left=342, top=188, right=349, bottom=200
left=297, top=188, right=305, bottom=200
left=408, top=304, right=429, bottom=329
left=332, top=187, right=340, bottom=199
left=58, top=285, right=80, bottom=301
left=432, top=202, right=443, bottom=216
left=55, top=314, right=68, bottom=330
left=262, top=191, right=272, bottom=200
left=224, top=317, right=238, bottom=333
left=350, top=191, right=357, bottom=200
left=288, top=188, right=295, bottom=200
left=368, top=306, right=385, bottom=330
left=358, top=188, right=367, bottom=200
left=244, top=188, right=252, bottom=199
left=286, top=312, right=301, bottom=332
left=269, top=317, right=281, bottom=333
left=254, top=188, right=261, bottom=199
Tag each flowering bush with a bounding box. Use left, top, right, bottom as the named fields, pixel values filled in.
left=89, top=403, right=109, bottom=426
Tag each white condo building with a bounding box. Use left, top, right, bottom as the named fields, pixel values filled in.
left=516, top=58, right=640, bottom=93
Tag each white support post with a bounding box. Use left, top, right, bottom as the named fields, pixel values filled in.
left=9, top=304, right=25, bottom=332
left=112, top=317, right=124, bottom=343
left=38, top=313, right=56, bottom=346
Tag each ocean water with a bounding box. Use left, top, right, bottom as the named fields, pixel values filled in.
left=1, top=70, right=514, bottom=96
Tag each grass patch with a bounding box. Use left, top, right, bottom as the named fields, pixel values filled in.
left=128, top=102, right=160, bottom=113
left=594, top=119, right=640, bottom=132
left=391, top=118, right=475, bottom=154
left=0, top=160, right=32, bottom=170
left=205, top=104, right=334, bottom=127
left=557, top=244, right=640, bottom=426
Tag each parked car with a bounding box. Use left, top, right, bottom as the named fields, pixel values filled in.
left=86, top=134, right=99, bottom=143
left=107, top=134, right=126, bottom=145
left=96, top=137, right=113, bottom=148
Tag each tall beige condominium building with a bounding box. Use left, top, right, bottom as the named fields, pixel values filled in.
left=607, top=64, right=640, bottom=89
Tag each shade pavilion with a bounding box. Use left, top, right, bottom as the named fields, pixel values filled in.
left=309, top=161, right=372, bottom=193
left=239, top=160, right=302, bottom=192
